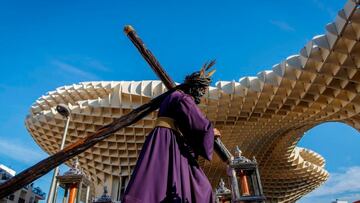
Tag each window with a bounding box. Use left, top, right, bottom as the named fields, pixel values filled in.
left=8, top=194, right=15, bottom=201
left=18, top=198, right=25, bottom=203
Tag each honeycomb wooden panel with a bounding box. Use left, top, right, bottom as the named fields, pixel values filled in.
left=25, top=1, right=360, bottom=202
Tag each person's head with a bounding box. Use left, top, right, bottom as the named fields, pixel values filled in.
left=181, top=60, right=216, bottom=104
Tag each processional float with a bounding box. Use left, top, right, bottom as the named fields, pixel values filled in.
left=0, top=25, right=265, bottom=203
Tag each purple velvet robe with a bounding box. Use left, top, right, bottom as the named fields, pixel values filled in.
left=122, top=90, right=214, bottom=203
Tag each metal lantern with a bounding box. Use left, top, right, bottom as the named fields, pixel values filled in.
left=215, top=144, right=265, bottom=203
left=57, top=159, right=92, bottom=203
left=93, top=187, right=113, bottom=203
left=215, top=178, right=232, bottom=203
left=228, top=146, right=265, bottom=202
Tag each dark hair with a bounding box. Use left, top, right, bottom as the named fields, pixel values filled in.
left=180, top=60, right=216, bottom=104
left=184, top=71, right=211, bottom=87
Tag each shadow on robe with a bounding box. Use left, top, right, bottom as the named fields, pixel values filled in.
left=175, top=133, right=200, bottom=168
left=160, top=185, right=190, bottom=203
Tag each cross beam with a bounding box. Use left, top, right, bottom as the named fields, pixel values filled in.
left=124, top=25, right=232, bottom=162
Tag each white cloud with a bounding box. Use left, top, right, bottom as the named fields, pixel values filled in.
left=52, top=59, right=98, bottom=80
left=0, top=139, right=45, bottom=164
left=310, top=166, right=360, bottom=196
left=312, top=0, right=337, bottom=18
left=269, top=20, right=295, bottom=32
left=337, top=193, right=360, bottom=201
left=83, top=57, right=110, bottom=72
left=299, top=166, right=360, bottom=203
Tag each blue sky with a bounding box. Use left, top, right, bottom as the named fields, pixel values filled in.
left=0, top=0, right=359, bottom=202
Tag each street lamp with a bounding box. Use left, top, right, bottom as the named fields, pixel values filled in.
left=47, top=104, right=71, bottom=203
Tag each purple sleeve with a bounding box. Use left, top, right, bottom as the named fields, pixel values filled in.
left=175, top=94, right=214, bottom=161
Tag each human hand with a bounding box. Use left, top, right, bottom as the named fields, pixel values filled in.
left=214, top=128, right=221, bottom=139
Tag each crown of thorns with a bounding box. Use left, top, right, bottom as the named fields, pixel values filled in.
left=184, top=60, right=216, bottom=87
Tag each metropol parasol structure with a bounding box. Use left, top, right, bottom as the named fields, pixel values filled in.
left=25, top=0, right=360, bottom=202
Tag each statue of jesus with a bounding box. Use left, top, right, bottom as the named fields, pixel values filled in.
left=122, top=61, right=219, bottom=203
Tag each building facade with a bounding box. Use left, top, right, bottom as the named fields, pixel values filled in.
left=0, top=165, right=45, bottom=203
